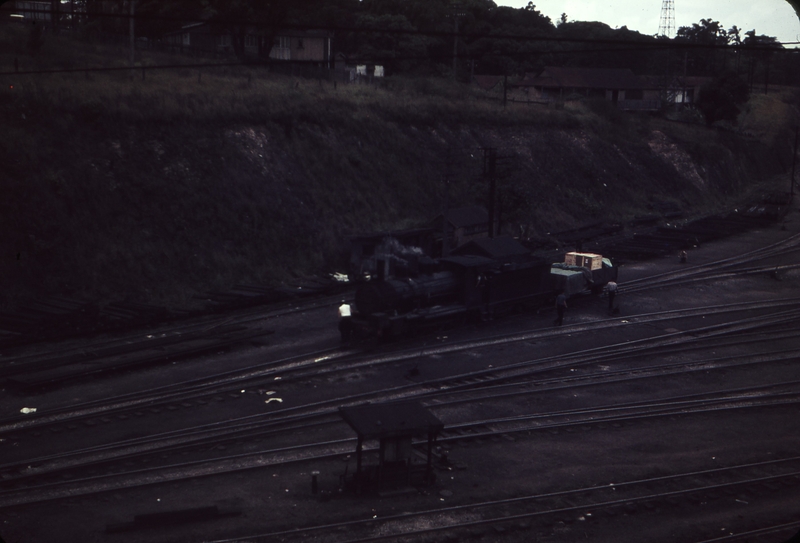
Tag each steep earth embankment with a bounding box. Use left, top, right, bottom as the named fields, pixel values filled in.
left=1, top=72, right=796, bottom=309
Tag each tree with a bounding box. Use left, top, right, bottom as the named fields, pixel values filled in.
left=727, top=25, right=741, bottom=46
left=741, top=30, right=782, bottom=93
left=675, top=18, right=729, bottom=45
left=202, top=0, right=314, bottom=60
left=350, top=13, right=428, bottom=74
left=695, top=71, right=749, bottom=125
left=675, top=19, right=731, bottom=76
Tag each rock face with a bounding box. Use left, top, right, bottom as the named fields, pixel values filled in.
left=0, top=109, right=791, bottom=308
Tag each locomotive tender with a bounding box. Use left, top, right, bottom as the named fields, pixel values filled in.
left=349, top=235, right=617, bottom=338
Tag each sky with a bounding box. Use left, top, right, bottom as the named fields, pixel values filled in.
left=495, top=0, right=800, bottom=45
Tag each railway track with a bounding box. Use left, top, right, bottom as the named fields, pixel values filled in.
left=621, top=230, right=800, bottom=293
left=0, top=304, right=796, bottom=508
left=4, top=218, right=795, bottom=393
left=1, top=224, right=798, bottom=542
left=205, top=455, right=800, bottom=543
left=1, top=365, right=797, bottom=510
left=0, top=291, right=353, bottom=391
left=1, top=298, right=797, bottom=437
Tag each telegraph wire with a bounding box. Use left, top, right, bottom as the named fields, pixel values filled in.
left=1, top=7, right=797, bottom=80
left=7, top=5, right=798, bottom=52
left=1, top=44, right=797, bottom=79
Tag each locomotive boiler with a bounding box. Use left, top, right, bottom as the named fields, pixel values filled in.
left=350, top=237, right=553, bottom=338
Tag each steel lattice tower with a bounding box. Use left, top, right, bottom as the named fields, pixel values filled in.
left=658, top=0, right=675, bottom=38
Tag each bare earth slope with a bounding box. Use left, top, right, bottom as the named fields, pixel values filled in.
left=0, top=27, right=797, bottom=309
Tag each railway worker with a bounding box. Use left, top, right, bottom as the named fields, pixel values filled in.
left=554, top=291, right=567, bottom=326
left=605, top=281, right=617, bottom=313
left=338, top=301, right=353, bottom=343
left=680, top=250, right=688, bottom=264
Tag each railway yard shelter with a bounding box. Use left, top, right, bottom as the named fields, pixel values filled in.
left=339, top=401, right=444, bottom=494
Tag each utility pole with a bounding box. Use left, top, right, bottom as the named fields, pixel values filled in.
left=50, top=0, right=59, bottom=34
left=449, top=3, right=465, bottom=81
left=484, top=147, right=497, bottom=238
left=441, top=148, right=453, bottom=257
left=679, top=50, right=687, bottom=111
left=791, top=126, right=798, bottom=199
left=129, top=0, right=136, bottom=68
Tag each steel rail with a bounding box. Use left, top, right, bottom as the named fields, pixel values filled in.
left=5, top=347, right=797, bottom=488
left=2, top=305, right=795, bottom=484
left=204, top=456, right=800, bottom=543
left=2, top=358, right=799, bottom=506
left=3, top=296, right=794, bottom=437
left=1, top=383, right=799, bottom=509
left=621, top=230, right=800, bottom=288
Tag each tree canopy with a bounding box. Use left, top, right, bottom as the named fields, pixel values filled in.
left=64, top=1, right=799, bottom=87
left=695, top=71, right=750, bottom=125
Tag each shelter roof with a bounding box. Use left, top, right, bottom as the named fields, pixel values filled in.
left=439, top=254, right=497, bottom=268
left=339, top=401, right=444, bottom=440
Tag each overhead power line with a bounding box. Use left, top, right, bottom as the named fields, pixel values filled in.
left=7, top=5, right=798, bottom=52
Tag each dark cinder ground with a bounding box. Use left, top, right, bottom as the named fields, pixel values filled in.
left=1, top=202, right=799, bottom=543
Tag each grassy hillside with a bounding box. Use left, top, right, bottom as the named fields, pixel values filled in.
left=1, top=24, right=797, bottom=309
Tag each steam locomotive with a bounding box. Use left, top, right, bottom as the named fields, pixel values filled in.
left=347, top=235, right=617, bottom=338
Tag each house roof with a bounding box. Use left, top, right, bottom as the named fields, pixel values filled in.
left=163, top=23, right=333, bottom=38
left=450, top=235, right=531, bottom=260
left=518, top=67, right=644, bottom=90
left=473, top=75, right=504, bottom=90
left=638, top=74, right=669, bottom=89
left=639, top=74, right=713, bottom=90
left=339, top=401, right=444, bottom=440
left=675, top=75, right=713, bottom=88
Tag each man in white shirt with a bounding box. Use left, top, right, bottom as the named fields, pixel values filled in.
left=338, top=302, right=352, bottom=343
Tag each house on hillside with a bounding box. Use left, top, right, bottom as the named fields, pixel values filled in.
left=162, top=23, right=332, bottom=66
left=639, top=75, right=712, bottom=107
left=431, top=206, right=490, bottom=255
left=510, top=66, right=658, bottom=111
left=10, top=0, right=50, bottom=21
left=333, top=54, right=386, bottom=82
left=669, top=76, right=713, bottom=104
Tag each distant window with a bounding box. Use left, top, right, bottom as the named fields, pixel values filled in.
left=626, top=89, right=644, bottom=100
left=182, top=33, right=190, bottom=46
left=217, top=34, right=231, bottom=47
left=20, top=1, right=50, bottom=21
left=245, top=35, right=258, bottom=48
